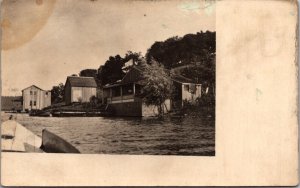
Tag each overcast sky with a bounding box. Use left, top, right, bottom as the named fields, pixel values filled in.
left=1, top=0, right=215, bottom=96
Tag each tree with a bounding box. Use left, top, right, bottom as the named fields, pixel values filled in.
left=89, top=95, right=99, bottom=107
left=122, top=51, right=144, bottom=73
left=141, top=60, right=172, bottom=116
left=97, top=55, right=125, bottom=85
left=146, top=31, right=216, bottom=98
left=79, top=69, right=97, bottom=77
left=51, top=83, right=65, bottom=104
left=146, top=36, right=182, bottom=69
left=123, top=51, right=143, bottom=65
left=146, top=31, right=215, bottom=70
left=96, top=51, right=143, bottom=85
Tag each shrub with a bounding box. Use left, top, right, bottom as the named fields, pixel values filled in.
left=89, top=95, right=98, bottom=106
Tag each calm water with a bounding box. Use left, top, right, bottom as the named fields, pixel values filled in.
left=1, top=112, right=215, bottom=156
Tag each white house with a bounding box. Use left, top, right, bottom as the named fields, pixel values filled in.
left=22, top=85, right=51, bottom=111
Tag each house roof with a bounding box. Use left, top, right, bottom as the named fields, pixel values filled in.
left=171, top=74, right=194, bottom=84
left=66, top=76, right=97, bottom=88
left=120, top=66, right=144, bottom=85
left=103, top=66, right=144, bottom=88
left=22, top=85, right=45, bottom=91
left=131, top=65, right=195, bottom=84
left=103, top=64, right=198, bottom=89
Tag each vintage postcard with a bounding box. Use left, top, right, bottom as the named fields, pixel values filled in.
left=0, top=0, right=298, bottom=186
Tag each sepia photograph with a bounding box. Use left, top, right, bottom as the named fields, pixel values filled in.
left=1, top=0, right=298, bottom=186
left=1, top=0, right=215, bottom=155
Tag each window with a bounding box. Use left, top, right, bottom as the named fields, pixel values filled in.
left=30, top=91, right=33, bottom=95
left=34, top=91, right=37, bottom=95
left=30, top=101, right=32, bottom=106
left=45, top=92, right=48, bottom=96
left=33, top=101, right=36, bottom=106
left=184, top=84, right=189, bottom=91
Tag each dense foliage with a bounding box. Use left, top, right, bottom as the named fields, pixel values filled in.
left=79, top=69, right=97, bottom=77
left=95, top=51, right=143, bottom=85
left=77, top=31, right=215, bottom=89
left=146, top=31, right=215, bottom=69
left=51, top=83, right=65, bottom=104
left=146, top=31, right=215, bottom=91
left=141, top=60, right=173, bottom=116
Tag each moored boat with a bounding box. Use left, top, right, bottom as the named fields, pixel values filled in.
left=29, top=109, right=51, bottom=117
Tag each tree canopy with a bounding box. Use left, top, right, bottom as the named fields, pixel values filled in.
left=92, top=31, right=215, bottom=88
left=96, top=51, right=143, bottom=85
left=146, top=31, right=215, bottom=69
left=79, top=69, right=97, bottom=77
left=146, top=31, right=216, bottom=93
left=51, top=83, right=65, bottom=104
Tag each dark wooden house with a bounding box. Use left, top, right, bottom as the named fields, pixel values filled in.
left=102, top=66, right=201, bottom=117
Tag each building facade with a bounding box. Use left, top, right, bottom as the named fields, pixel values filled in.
left=22, top=85, right=51, bottom=111
left=171, top=75, right=202, bottom=109
left=64, top=76, right=97, bottom=104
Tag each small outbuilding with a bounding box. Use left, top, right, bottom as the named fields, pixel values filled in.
left=64, top=76, right=98, bottom=104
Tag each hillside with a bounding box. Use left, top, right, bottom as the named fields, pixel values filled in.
left=146, top=31, right=216, bottom=87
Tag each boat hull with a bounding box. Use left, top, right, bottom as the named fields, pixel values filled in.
left=40, top=129, right=80, bottom=153
left=1, top=120, right=80, bottom=153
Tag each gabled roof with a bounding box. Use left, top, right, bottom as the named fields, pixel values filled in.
left=120, top=66, right=144, bottom=85
left=103, top=66, right=144, bottom=88
left=66, top=76, right=97, bottom=88
left=22, top=85, right=45, bottom=91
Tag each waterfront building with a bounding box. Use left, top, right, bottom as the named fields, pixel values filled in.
left=64, top=76, right=98, bottom=104
left=102, top=66, right=201, bottom=117
left=22, top=85, right=51, bottom=111
left=170, top=74, right=202, bottom=109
